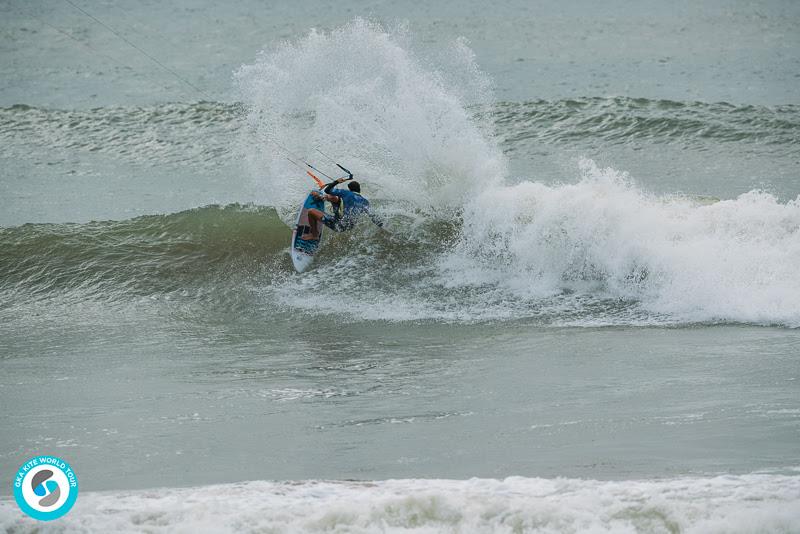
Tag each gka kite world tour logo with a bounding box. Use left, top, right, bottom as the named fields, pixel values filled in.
left=13, top=455, right=78, bottom=521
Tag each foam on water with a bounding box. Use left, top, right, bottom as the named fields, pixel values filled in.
left=444, top=159, right=800, bottom=326
left=1, top=474, right=798, bottom=533
left=235, top=18, right=505, bottom=217
left=268, top=159, right=800, bottom=326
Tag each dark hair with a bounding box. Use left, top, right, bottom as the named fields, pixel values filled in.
left=348, top=181, right=361, bottom=193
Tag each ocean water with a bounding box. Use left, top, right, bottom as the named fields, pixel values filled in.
left=1, top=1, right=800, bottom=532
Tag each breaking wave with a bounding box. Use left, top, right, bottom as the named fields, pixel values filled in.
left=3, top=20, right=799, bottom=328
left=1, top=474, right=798, bottom=533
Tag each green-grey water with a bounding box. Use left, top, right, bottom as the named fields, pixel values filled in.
left=1, top=1, right=799, bottom=531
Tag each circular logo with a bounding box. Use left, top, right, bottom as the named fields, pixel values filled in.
left=13, top=455, right=78, bottom=521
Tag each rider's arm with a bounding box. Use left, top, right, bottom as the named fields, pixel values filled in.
left=324, top=177, right=348, bottom=194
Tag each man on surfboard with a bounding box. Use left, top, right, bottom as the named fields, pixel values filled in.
left=300, top=178, right=383, bottom=240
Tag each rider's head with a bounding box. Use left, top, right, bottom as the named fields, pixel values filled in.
left=348, top=181, right=361, bottom=193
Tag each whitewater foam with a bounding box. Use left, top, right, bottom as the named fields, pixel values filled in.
left=1, top=475, right=798, bottom=533
left=446, top=159, right=800, bottom=326
left=267, top=158, right=800, bottom=327
left=235, top=18, right=505, bottom=218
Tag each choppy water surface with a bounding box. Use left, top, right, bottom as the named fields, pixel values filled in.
left=1, top=3, right=799, bottom=532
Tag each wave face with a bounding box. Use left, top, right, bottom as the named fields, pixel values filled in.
left=1, top=475, right=798, bottom=533
left=0, top=205, right=288, bottom=303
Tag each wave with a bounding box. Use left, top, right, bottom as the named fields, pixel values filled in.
left=445, top=160, right=800, bottom=327
left=4, top=170, right=797, bottom=328
left=264, top=172, right=800, bottom=327
left=3, top=21, right=798, bottom=327
left=0, top=101, right=241, bottom=168
left=493, top=97, right=800, bottom=152
left=1, top=474, right=798, bottom=533
left=229, top=21, right=800, bottom=328
left=2, top=96, right=797, bottom=173
left=0, top=204, right=290, bottom=299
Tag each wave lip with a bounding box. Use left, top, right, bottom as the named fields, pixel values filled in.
left=1, top=474, right=798, bottom=533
